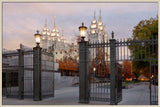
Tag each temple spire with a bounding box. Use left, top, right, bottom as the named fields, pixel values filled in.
left=62, top=30, right=64, bottom=36
left=99, top=9, right=102, bottom=20
left=45, top=18, right=47, bottom=27
left=54, top=16, right=56, bottom=27
left=94, top=10, right=96, bottom=19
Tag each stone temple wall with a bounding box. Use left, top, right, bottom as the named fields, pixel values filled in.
left=24, top=71, right=79, bottom=93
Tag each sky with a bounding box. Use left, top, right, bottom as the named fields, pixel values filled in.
left=3, top=2, right=158, bottom=50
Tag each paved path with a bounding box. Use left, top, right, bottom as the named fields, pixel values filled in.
left=119, top=84, right=150, bottom=105
left=3, top=83, right=150, bottom=105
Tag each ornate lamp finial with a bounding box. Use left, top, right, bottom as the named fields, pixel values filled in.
left=54, top=16, right=56, bottom=27
left=111, top=31, right=114, bottom=39
left=82, top=22, right=84, bottom=26
left=36, top=30, right=39, bottom=34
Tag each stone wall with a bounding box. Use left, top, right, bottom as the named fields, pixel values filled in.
left=54, top=72, right=79, bottom=90
left=23, top=71, right=79, bottom=93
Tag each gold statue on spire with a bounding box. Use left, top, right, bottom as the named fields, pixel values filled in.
left=54, top=16, right=56, bottom=27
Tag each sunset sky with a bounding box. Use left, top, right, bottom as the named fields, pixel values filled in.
left=3, top=2, right=158, bottom=50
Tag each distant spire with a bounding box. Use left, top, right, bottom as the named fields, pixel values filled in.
left=62, top=30, right=64, bottom=36
left=54, top=16, right=56, bottom=27
left=99, top=9, right=102, bottom=20
left=94, top=10, right=96, bottom=19
left=45, top=18, right=47, bottom=27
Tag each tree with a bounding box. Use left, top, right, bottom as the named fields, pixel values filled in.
left=90, top=47, right=110, bottom=78
left=132, top=17, right=158, bottom=40
left=64, top=57, right=78, bottom=71
left=59, top=56, right=79, bottom=76
left=122, top=61, right=132, bottom=80
left=129, top=16, right=158, bottom=78
left=58, top=42, right=79, bottom=76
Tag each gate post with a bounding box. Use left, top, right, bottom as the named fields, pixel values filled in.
left=18, top=49, right=24, bottom=99
left=52, top=45, right=55, bottom=97
left=110, top=31, right=117, bottom=105
left=33, top=45, right=42, bottom=101
left=79, top=40, right=89, bottom=103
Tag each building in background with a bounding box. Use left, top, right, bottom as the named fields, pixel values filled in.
left=40, top=16, right=79, bottom=63
left=3, top=10, right=110, bottom=77
left=88, top=10, right=109, bottom=42
left=87, top=10, right=110, bottom=61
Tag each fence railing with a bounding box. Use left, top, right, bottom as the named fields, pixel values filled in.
left=3, top=48, right=54, bottom=101
left=79, top=36, right=158, bottom=105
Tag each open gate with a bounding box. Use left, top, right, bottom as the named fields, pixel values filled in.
left=3, top=48, right=54, bottom=100
left=88, top=41, right=111, bottom=102
left=115, top=36, right=158, bottom=105
left=87, top=40, right=122, bottom=104
left=79, top=34, right=158, bottom=105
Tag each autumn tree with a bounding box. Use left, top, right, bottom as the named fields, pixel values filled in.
left=129, top=16, right=158, bottom=78
left=58, top=42, right=79, bottom=76
left=122, top=61, right=132, bottom=80
left=59, top=56, right=78, bottom=72
left=90, top=47, right=110, bottom=78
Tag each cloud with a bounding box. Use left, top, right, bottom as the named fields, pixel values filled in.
left=3, top=3, right=157, bottom=17
left=3, top=2, right=158, bottom=50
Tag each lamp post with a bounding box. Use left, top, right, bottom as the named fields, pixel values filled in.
left=33, top=30, right=42, bottom=101
left=78, top=22, right=89, bottom=103
left=79, top=22, right=87, bottom=41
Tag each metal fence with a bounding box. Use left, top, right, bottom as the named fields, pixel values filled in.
left=3, top=48, right=55, bottom=100
left=41, top=50, right=54, bottom=98
left=24, top=50, right=33, bottom=98
left=3, top=52, right=19, bottom=98
left=116, top=63, right=122, bottom=103
left=79, top=35, right=158, bottom=105
left=115, top=37, right=158, bottom=105
left=86, top=40, right=122, bottom=103
left=87, top=41, right=111, bottom=102
left=150, top=62, right=158, bottom=105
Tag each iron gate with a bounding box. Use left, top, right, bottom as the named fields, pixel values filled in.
left=3, top=48, right=55, bottom=100
left=115, top=36, right=158, bottom=105
left=87, top=40, right=122, bottom=103
left=150, top=62, right=158, bottom=105
left=116, top=63, right=122, bottom=103
left=88, top=41, right=111, bottom=102
left=23, top=50, right=34, bottom=98
left=41, top=50, right=54, bottom=98
left=3, top=52, right=19, bottom=98
left=6, top=66, right=19, bottom=97
left=79, top=34, right=158, bottom=105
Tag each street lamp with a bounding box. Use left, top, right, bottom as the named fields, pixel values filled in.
left=33, top=30, right=42, bottom=101
left=79, top=22, right=87, bottom=41
left=93, top=67, right=96, bottom=72
left=93, top=67, right=96, bottom=77
left=34, top=30, right=41, bottom=47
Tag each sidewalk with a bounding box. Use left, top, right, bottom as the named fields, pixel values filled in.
left=119, top=83, right=150, bottom=105
left=3, top=83, right=150, bottom=105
